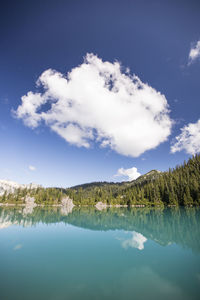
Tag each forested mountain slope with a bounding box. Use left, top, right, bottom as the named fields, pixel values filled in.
left=0, top=154, right=199, bottom=206
left=67, top=155, right=200, bottom=206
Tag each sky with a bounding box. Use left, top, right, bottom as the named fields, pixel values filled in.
left=0, top=0, right=200, bottom=187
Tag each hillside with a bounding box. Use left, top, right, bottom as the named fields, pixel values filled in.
left=67, top=155, right=200, bottom=206
left=0, top=154, right=200, bottom=206
left=71, top=170, right=161, bottom=190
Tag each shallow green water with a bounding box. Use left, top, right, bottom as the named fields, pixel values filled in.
left=0, top=206, right=200, bottom=300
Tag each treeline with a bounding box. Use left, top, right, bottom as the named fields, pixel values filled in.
left=0, top=154, right=200, bottom=206
left=66, top=154, right=200, bottom=206
left=0, top=187, right=65, bottom=205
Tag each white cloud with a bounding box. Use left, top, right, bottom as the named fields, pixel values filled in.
left=188, top=40, right=200, bottom=64
left=115, top=166, right=141, bottom=181
left=121, top=231, right=147, bottom=250
left=13, top=244, right=23, bottom=251
left=120, top=267, right=186, bottom=299
left=171, top=119, right=200, bottom=155
left=14, top=53, right=172, bottom=157
left=28, top=165, right=36, bottom=171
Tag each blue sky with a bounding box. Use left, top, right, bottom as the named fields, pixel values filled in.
left=0, top=0, right=200, bottom=187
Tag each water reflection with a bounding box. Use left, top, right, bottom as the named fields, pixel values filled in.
left=0, top=206, right=200, bottom=253
left=60, top=204, right=74, bottom=216
left=0, top=206, right=200, bottom=300
left=120, top=266, right=187, bottom=300
left=120, top=231, right=147, bottom=250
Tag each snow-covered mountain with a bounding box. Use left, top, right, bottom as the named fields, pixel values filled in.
left=0, top=180, right=41, bottom=196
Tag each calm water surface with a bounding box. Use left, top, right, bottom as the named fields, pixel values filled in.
left=0, top=206, right=200, bottom=300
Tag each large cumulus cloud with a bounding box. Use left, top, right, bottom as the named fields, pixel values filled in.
left=15, top=53, right=172, bottom=157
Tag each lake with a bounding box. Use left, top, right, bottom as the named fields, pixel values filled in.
left=0, top=206, right=200, bottom=300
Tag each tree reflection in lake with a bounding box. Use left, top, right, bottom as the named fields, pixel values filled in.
left=0, top=206, right=200, bottom=253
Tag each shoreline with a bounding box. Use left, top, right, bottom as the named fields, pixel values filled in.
left=0, top=202, right=195, bottom=208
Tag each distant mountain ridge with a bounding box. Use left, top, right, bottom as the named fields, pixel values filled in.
left=0, top=169, right=161, bottom=195
left=71, top=169, right=162, bottom=190
left=0, top=154, right=200, bottom=206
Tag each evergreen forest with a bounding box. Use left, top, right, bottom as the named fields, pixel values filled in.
left=0, top=154, right=200, bottom=206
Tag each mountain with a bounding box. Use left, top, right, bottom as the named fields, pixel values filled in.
left=0, top=180, right=41, bottom=196
left=67, top=154, right=200, bottom=206
left=71, top=170, right=162, bottom=190
left=0, top=169, right=161, bottom=196
left=0, top=154, right=200, bottom=206
left=130, top=169, right=161, bottom=185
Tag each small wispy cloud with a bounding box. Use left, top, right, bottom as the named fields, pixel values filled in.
left=28, top=165, right=36, bottom=171
left=188, top=40, right=200, bottom=64
left=171, top=119, right=200, bottom=155
left=114, top=166, right=141, bottom=181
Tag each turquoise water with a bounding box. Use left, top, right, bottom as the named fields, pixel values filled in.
left=0, top=206, right=200, bottom=300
